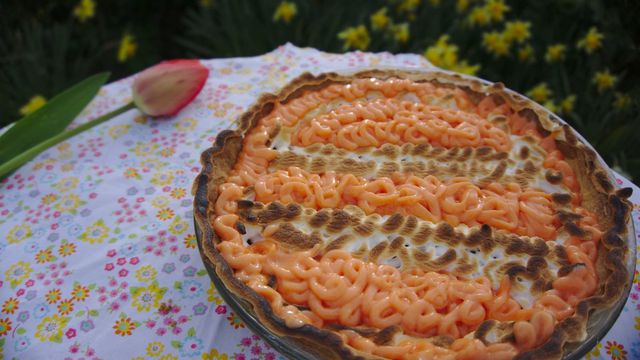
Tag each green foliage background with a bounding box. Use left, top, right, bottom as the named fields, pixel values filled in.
left=1, top=0, right=638, bottom=180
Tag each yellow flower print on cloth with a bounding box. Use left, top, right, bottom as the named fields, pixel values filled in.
left=146, top=341, right=165, bottom=357
left=79, top=219, right=110, bottom=244
left=207, top=283, right=223, bottom=305
left=5, top=261, right=33, bottom=288
left=71, top=284, right=91, bottom=302
left=55, top=194, right=86, bottom=213
left=135, top=265, right=158, bottom=283
left=52, top=177, right=79, bottom=193
left=35, top=314, right=70, bottom=342
left=7, top=224, right=31, bottom=244
left=201, top=348, right=228, bottom=360
left=168, top=217, right=188, bottom=235
left=131, top=281, right=167, bottom=312
left=113, top=316, right=138, bottom=336
left=0, top=317, right=12, bottom=337
left=2, top=298, right=19, bottom=315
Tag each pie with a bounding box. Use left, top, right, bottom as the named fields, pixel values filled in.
left=193, top=70, right=633, bottom=359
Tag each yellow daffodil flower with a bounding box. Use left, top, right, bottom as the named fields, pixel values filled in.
left=467, top=6, right=490, bottom=26
left=392, top=23, right=410, bottom=43
left=593, top=69, right=617, bottom=92
left=577, top=27, right=604, bottom=54
left=73, top=0, right=96, bottom=23
left=456, top=0, right=470, bottom=13
left=544, top=44, right=566, bottom=63
left=199, top=0, right=213, bottom=7
left=613, top=92, right=631, bottom=110
left=482, top=31, right=509, bottom=56
left=527, top=83, right=552, bottom=103
left=485, top=0, right=509, bottom=22
left=273, top=1, right=297, bottom=24
left=543, top=100, right=558, bottom=114
left=118, top=34, right=138, bottom=63
left=370, top=7, right=391, bottom=30
left=517, top=44, right=534, bottom=62
left=19, top=95, right=47, bottom=116
left=424, top=35, right=480, bottom=75
left=560, top=95, right=576, bottom=114
left=338, top=25, right=371, bottom=51
left=429, top=0, right=441, bottom=6
left=398, top=0, right=421, bottom=13
left=504, top=20, right=531, bottom=43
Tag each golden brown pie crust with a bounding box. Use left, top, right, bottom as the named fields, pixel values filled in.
left=193, top=70, right=633, bottom=359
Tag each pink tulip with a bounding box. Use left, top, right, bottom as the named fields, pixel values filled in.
left=132, top=59, right=209, bottom=116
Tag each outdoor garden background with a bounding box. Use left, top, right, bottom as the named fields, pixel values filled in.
left=1, top=0, right=638, bottom=180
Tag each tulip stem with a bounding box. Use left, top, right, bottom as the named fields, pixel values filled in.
left=0, top=102, right=135, bottom=179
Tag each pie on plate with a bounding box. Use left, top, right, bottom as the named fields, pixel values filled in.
left=193, top=70, right=634, bottom=359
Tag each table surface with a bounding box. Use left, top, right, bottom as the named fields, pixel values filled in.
left=0, top=44, right=638, bottom=360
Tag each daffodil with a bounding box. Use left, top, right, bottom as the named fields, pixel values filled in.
left=560, top=95, right=576, bottom=114
left=424, top=35, right=480, bottom=75
left=273, top=1, right=297, bottom=24
left=199, top=0, right=213, bottom=7
left=593, top=69, right=617, bottom=92
left=429, top=0, right=441, bottom=6
left=577, top=27, right=604, bottom=54
left=19, top=95, right=47, bottom=116
left=392, top=23, right=410, bottom=43
left=467, top=6, right=490, bottom=26
left=338, top=25, right=371, bottom=50
left=73, top=0, right=96, bottom=22
left=527, top=83, right=552, bottom=103
left=485, top=0, right=509, bottom=22
left=118, top=34, right=137, bottom=63
left=482, top=31, right=509, bottom=56
left=613, top=92, right=631, bottom=110
left=398, top=0, right=421, bottom=13
left=504, top=20, right=531, bottom=43
left=544, top=44, right=566, bottom=63
left=517, top=44, right=534, bottom=62
left=456, top=0, right=470, bottom=12
left=371, top=7, right=391, bottom=30
left=543, top=100, right=558, bottom=114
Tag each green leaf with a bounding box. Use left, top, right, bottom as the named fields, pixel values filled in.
left=174, top=281, right=182, bottom=290
left=196, top=269, right=207, bottom=277
left=75, top=310, right=86, bottom=317
left=89, top=309, right=99, bottom=317
left=171, top=340, right=182, bottom=349
left=119, top=312, right=126, bottom=319
left=87, top=284, right=96, bottom=290
left=187, top=327, right=195, bottom=337
left=16, top=327, right=26, bottom=335
left=0, top=72, right=109, bottom=164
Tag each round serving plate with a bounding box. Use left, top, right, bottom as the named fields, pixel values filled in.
left=193, top=68, right=637, bottom=359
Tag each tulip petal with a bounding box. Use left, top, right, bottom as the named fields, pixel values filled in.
left=132, top=59, right=209, bottom=117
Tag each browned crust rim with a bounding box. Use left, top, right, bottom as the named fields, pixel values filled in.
left=192, top=70, right=633, bottom=360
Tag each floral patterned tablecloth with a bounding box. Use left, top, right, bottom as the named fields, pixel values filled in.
left=0, top=44, right=638, bottom=360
